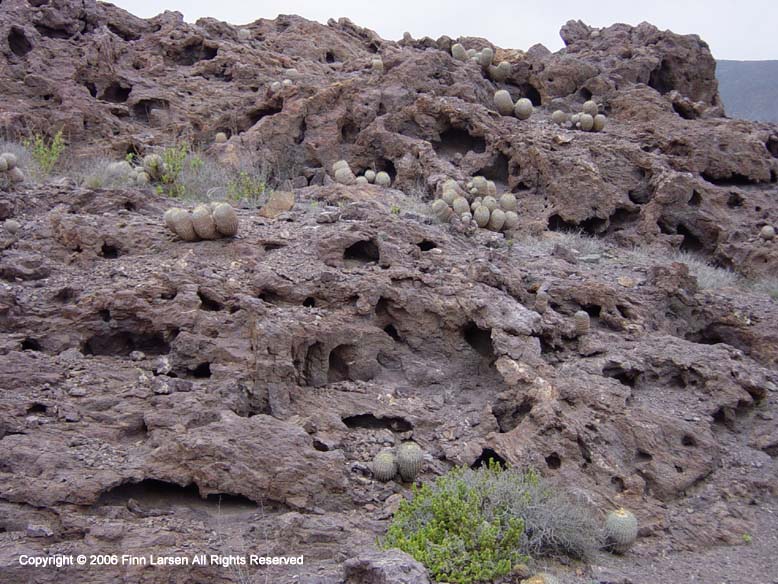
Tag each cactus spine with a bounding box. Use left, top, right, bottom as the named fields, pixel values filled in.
left=604, top=508, right=638, bottom=553
left=372, top=449, right=398, bottom=482
left=574, top=310, right=591, bottom=336
left=396, top=441, right=423, bottom=481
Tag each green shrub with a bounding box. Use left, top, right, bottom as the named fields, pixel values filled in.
left=382, top=462, right=527, bottom=584
left=156, top=142, right=190, bottom=197
left=24, top=129, right=65, bottom=176
left=227, top=170, right=268, bottom=207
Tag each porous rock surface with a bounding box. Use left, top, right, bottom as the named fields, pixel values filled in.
left=1, top=2, right=778, bottom=583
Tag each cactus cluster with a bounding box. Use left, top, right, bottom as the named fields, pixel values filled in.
left=371, top=58, right=384, bottom=73
left=370, top=441, right=424, bottom=483
left=0, top=152, right=25, bottom=185
left=450, top=43, right=510, bottom=82
left=163, top=202, right=239, bottom=241
left=107, top=160, right=150, bottom=186
left=333, top=160, right=391, bottom=187
left=433, top=177, right=519, bottom=233
left=493, top=91, right=533, bottom=120
left=551, top=100, right=607, bottom=132
left=214, top=132, right=228, bottom=144
left=604, top=508, right=638, bottom=554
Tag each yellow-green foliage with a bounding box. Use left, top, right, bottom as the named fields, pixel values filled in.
left=227, top=170, right=267, bottom=207
left=382, top=462, right=527, bottom=584
left=24, top=128, right=65, bottom=176
left=157, top=142, right=190, bottom=197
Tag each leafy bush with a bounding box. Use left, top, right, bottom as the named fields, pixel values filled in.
left=156, top=142, right=190, bottom=197
left=382, top=464, right=600, bottom=583
left=382, top=463, right=527, bottom=584
left=24, top=129, right=65, bottom=176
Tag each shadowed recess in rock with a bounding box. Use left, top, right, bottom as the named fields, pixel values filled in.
left=342, top=413, right=412, bottom=432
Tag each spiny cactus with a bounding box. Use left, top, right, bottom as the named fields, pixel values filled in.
left=374, top=171, right=391, bottom=187
left=760, top=225, right=775, bottom=240
left=451, top=43, right=467, bottom=61
left=167, top=208, right=199, bottom=241
left=355, top=176, right=368, bottom=185
left=0, top=153, right=24, bottom=184
left=6, top=167, right=25, bottom=183
left=238, top=28, right=251, bottom=41
left=432, top=199, right=453, bottom=223
left=333, top=161, right=356, bottom=185
left=514, top=97, right=533, bottom=120
left=396, top=441, right=424, bottom=481
left=482, top=195, right=498, bottom=211
left=582, top=100, right=598, bottom=116
left=579, top=113, right=594, bottom=132
left=214, top=132, right=228, bottom=144
left=191, top=204, right=219, bottom=240
left=535, top=291, right=549, bottom=314
left=283, top=67, right=299, bottom=78
left=371, top=449, right=398, bottom=482
left=593, top=114, right=606, bottom=132
left=466, top=48, right=477, bottom=58
left=604, top=508, right=638, bottom=554
left=503, top=210, right=519, bottom=230
left=499, top=193, right=517, bottom=212
left=332, top=160, right=350, bottom=173
left=212, top=202, right=239, bottom=236
left=270, top=81, right=282, bottom=93
left=488, top=61, right=511, bottom=82
left=478, top=47, right=493, bottom=68
left=163, top=208, right=180, bottom=233
left=143, top=154, right=165, bottom=181
left=470, top=197, right=482, bottom=212
left=570, top=113, right=581, bottom=125
left=574, top=310, right=591, bottom=336
left=494, top=90, right=514, bottom=116
left=473, top=205, right=490, bottom=228
left=551, top=110, right=567, bottom=126
left=487, top=208, right=506, bottom=231
left=282, top=79, right=293, bottom=87
left=364, top=169, right=376, bottom=183
left=371, top=58, right=384, bottom=73
left=452, top=196, right=470, bottom=216
left=135, top=171, right=150, bottom=185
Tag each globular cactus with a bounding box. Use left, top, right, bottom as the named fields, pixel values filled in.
left=238, top=28, right=251, bottom=41
left=478, top=47, right=493, bottom=68
left=212, top=202, right=239, bottom=236
left=482, top=196, right=498, bottom=212
left=460, top=211, right=473, bottom=223
left=3, top=219, right=21, bottom=234
left=143, top=154, right=165, bottom=181
left=579, top=113, right=594, bottom=131
left=487, top=208, right=506, bottom=231
left=452, top=196, right=470, bottom=216
left=473, top=205, right=490, bottom=228
left=374, top=171, right=391, bottom=187
left=371, top=58, right=384, bottom=73
left=488, top=61, right=511, bottom=82
left=282, top=79, right=293, bottom=87
left=215, top=132, right=228, bottom=144
left=574, top=310, right=591, bottom=336
left=168, top=208, right=199, bottom=242
left=283, top=67, right=299, bottom=79
left=514, top=98, right=533, bottom=120
left=570, top=113, right=581, bottom=125
left=364, top=170, right=376, bottom=183
left=470, top=197, right=482, bottom=212
left=535, top=291, right=549, bottom=313
left=371, top=449, right=398, bottom=482
left=503, top=210, right=519, bottom=230
left=582, top=100, right=598, bottom=116
left=494, top=90, right=514, bottom=116
left=355, top=176, right=368, bottom=185
left=270, top=81, right=282, bottom=93
left=466, top=48, right=477, bottom=58
left=451, top=43, right=467, bottom=61
left=432, top=199, right=453, bottom=223
left=396, top=441, right=424, bottom=481
left=333, top=161, right=356, bottom=185
left=191, top=204, right=219, bottom=240
left=604, top=508, right=638, bottom=554
left=761, top=225, right=776, bottom=240
left=593, top=114, right=606, bottom=132
left=164, top=207, right=181, bottom=233
left=551, top=110, right=567, bottom=126
left=0, top=152, right=18, bottom=170
left=106, top=160, right=132, bottom=179
left=135, top=171, right=150, bottom=185
left=499, top=193, right=517, bottom=212
left=486, top=180, right=497, bottom=196
left=332, top=160, right=350, bottom=173
left=7, top=167, right=24, bottom=183
left=467, top=176, right=489, bottom=197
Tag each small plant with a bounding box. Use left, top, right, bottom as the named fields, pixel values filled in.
left=742, top=533, right=752, bottom=544
left=390, top=205, right=401, bottom=215
left=158, top=142, right=190, bottom=197
left=227, top=170, right=267, bottom=207
left=24, top=129, right=65, bottom=176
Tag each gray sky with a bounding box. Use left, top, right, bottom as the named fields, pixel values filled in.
left=109, top=0, right=776, bottom=60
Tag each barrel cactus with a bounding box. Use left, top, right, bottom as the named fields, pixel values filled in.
left=473, top=205, right=490, bottom=228
left=760, top=225, right=775, bottom=240
left=432, top=199, right=453, bottom=223
left=214, top=132, right=228, bottom=144
left=3, top=219, right=21, bottom=234
left=478, top=47, right=493, bottom=68
left=396, top=441, right=424, bottom=481
left=6, top=167, right=24, bottom=183
left=238, top=28, right=251, bottom=40
left=374, top=171, right=391, bottom=187
left=355, top=176, right=368, bottom=185
left=482, top=196, right=498, bottom=212
left=487, top=208, right=506, bottom=231
left=282, top=79, right=293, bottom=87
left=334, top=166, right=356, bottom=185
left=270, top=81, right=282, bottom=93
left=372, top=449, right=398, bottom=482
left=452, top=196, right=470, bottom=216
left=371, top=58, right=384, bottom=73
left=551, top=110, right=567, bottom=126
left=451, top=43, right=467, bottom=61
left=582, top=100, right=598, bottom=116
left=489, top=61, right=511, bottom=82
left=503, top=210, right=519, bottom=230
left=593, top=114, right=606, bottom=132
left=0, top=152, right=18, bottom=170
left=212, top=202, right=239, bottom=236
left=579, top=113, right=594, bottom=132
left=168, top=208, right=199, bottom=242
left=574, top=310, right=591, bottom=336
left=494, top=90, right=514, bottom=116
left=365, top=169, right=376, bottom=183
left=499, top=193, right=517, bottom=212
left=142, top=154, right=165, bottom=181
left=191, top=204, right=219, bottom=240
left=514, top=98, right=533, bottom=120
left=604, top=508, right=638, bottom=554
left=524, top=574, right=560, bottom=584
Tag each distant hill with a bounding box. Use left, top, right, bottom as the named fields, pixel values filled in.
left=716, top=60, right=778, bottom=123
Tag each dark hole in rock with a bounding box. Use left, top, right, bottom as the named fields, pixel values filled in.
left=107, top=23, right=141, bottom=42
left=611, top=476, right=625, bottom=492
left=681, top=434, right=697, bottom=447
left=258, top=290, right=283, bottom=304
left=602, top=364, right=641, bottom=387
left=648, top=59, right=674, bottom=94
left=171, top=40, right=218, bottom=66
left=547, top=213, right=606, bottom=235
left=545, top=452, right=561, bottom=469
left=375, top=158, right=397, bottom=180
left=636, top=449, right=653, bottom=462
left=21, top=338, right=41, bottom=351
left=325, top=50, right=336, bottom=63
left=124, top=200, right=136, bottom=211
left=197, top=289, right=223, bottom=311
left=767, top=137, right=778, bottom=158
left=100, top=81, right=132, bottom=103
left=493, top=398, right=532, bottom=432
left=672, top=101, right=697, bottom=120
left=377, top=350, right=402, bottom=370
left=303, top=297, right=316, bottom=308
left=578, top=87, right=593, bottom=101
left=340, top=119, right=360, bottom=143
left=685, top=323, right=724, bottom=346
left=628, top=188, right=651, bottom=205
left=84, top=81, right=97, bottom=97
left=417, top=240, right=437, bottom=251
left=303, top=342, right=326, bottom=387
left=657, top=217, right=676, bottom=235
left=577, top=437, right=592, bottom=464
left=518, top=83, right=542, bottom=106
left=263, top=242, right=286, bottom=252
left=296, top=118, right=306, bottom=145
left=160, top=290, right=177, bottom=300
left=97, top=479, right=258, bottom=510
left=342, top=413, right=412, bottom=432
left=383, top=323, right=401, bottom=342
left=186, top=363, right=211, bottom=379
left=701, top=172, right=757, bottom=187
left=432, top=128, right=486, bottom=158
left=8, top=27, right=33, bottom=57
left=132, top=98, right=169, bottom=123
left=328, top=344, right=356, bottom=383
left=344, top=239, right=379, bottom=263
left=727, top=192, right=744, bottom=208
left=582, top=304, right=601, bottom=318
left=98, top=309, right=111, bottom=322
left=100, top=243, right=119, bottom=259
left=27, top=403, right=47, bottom=414
left=463, top=323, right=493, bottom=358
left=247, top=105, right=282, bottom=128
left=478, top=153, right=510, bottom=188
left=34, top=24, right=72, bottom=39
left=675, top=465, right=684, bottom=473
left=471, top=448, right=507, bottom=469
left=28, top=0, right=50, bottom=6
left=312, top=439, right=329, bottom=451
left=83, top=331, right=171, bottom=356
left=677, top=224, right=703, bottom=252
left=54, top=287, right=76, bottom=303
left=688, top=190, right=702, bottom=206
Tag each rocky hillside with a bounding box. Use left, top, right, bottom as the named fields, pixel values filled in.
left=1, top=1, right=777, bottom=583
left=717, top=60, right=778, bottom=123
